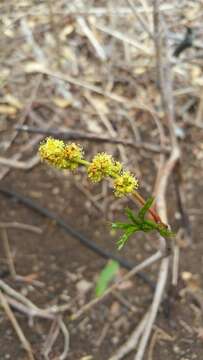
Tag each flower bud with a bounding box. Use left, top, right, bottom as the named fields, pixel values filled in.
left=39, top=138, right=68, bottom=169
left=114, top=171, right=138, bottom=197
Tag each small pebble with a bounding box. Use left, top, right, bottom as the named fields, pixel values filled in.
left=76, top=279, right=92, bottom=295
left=52, top=187, right=60, bottom=195
left=173, top=345, right=180, bottom=354
left=111, top=336, right=119, bottom=345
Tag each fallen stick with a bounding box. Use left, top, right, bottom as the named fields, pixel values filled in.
left=0, top=281, right=70, bottom=359
left=0, top=221, right=42, bottom=234
left=109, top=312, right=149, bottom=360
left=134, top=253, right=169, bottom=360
left=0, top=290, right=35, bottom=360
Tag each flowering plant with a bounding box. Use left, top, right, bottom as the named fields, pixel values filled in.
left=39, top=138, right=174, bottom=249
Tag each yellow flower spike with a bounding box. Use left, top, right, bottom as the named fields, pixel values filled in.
left=87, top=153, right=115, bottom=182
left=64, top=143, right=84, bottom=170
left=39, top=137, right=68, bottom=169
left=114, top=171, right=139, bottom=197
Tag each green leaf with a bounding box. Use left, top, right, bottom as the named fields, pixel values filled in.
left=141, top=222, right=154, bottom=232
left=112, top=197, right=175, bottom=250
left=138, top=197, right=154, bottom=221
left=125, top=208, right=140, bottom=224
left=116, top=227, right=138, bottom=250
left=112, top=222, right=132, bottom=230
left=95, top=260, right=119, bottom=297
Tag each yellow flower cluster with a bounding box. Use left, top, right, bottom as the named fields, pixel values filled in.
left=63, top=142, right=84, bottom=170
left=114, top=171, right=138, bottom=197
left=87, top=153, right=138, bottom=196
left=39, top=137, right=138, bottom=197
left=39, top=138, right=83, bottom=170
left=87, top=153, right=122, bottom=182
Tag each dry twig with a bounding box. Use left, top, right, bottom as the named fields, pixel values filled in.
left=0, top=222, right=42, bottom=234
left=1, top=228, right=16, bottom=278
left=109, top=313, right=149, bottom=360
left=0, top=280, right=70, bottom=359
left=77, top=17, right=106, bottom=61
left=0, top=155, right=40, bottom=170
left=0, top=290, right=35, bottom=360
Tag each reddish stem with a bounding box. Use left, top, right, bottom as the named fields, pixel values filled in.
left=133, top=191, right=166, bottom=226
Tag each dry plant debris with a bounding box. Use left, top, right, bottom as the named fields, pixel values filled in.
left=0, top=0, right=203, bottom=359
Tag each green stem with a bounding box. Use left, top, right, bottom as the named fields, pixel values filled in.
left=77, top=159, right=90, bottom=167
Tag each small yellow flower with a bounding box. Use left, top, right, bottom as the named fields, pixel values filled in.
left=114, top=171, right=138, bottom=197
left=39, top=137, right=68, bottom=169
left=87, top=153, right=122, bottom=182
left=39, top=138, right=84, bottom=170
left=87, top=153, right=112, bottom=182
left=64, top=143, right=84, bottom=170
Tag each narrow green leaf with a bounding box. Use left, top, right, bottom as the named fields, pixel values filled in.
left=116, top=227, right=138, bottom=250
left=112, top=199, right=175, bottom=250
left=95, top=260, right=119, bottom=297
left=117, top=233, right=129, bottom=250
left=138, top=197, right=154, bottom=221
left=125, top=208, right=140, bottom=225
left=112, top=222, right=132, bottom=230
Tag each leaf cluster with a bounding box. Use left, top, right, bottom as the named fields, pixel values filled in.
left=112, top=197, right=175, bottom=250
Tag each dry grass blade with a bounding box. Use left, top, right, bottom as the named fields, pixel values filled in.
left=127, top=0, right=153, bottom=39
left=95, top=24, right=152, bottom=55
left=77, top=17, right=106, bottom=61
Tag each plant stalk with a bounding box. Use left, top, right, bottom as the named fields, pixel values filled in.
left=132, top=190, right=166, bottom=226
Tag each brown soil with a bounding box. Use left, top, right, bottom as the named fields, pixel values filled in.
left=1, top=1, right=203, bottom=359
left=0, top=125, right=203, bottom=360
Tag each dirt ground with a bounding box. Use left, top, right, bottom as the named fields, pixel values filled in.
left=0, top=122, right=203, bottom=360
left=1, top=1, right=203, bottom=359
